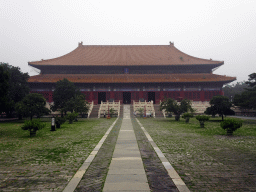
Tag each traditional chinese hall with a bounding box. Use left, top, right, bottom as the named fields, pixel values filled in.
left=28, top=42, right=236, bottom=105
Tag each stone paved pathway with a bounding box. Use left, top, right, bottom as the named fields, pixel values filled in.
left=103, top=105, right=150, bottom=191
left=65, top=105, right=187, bottom=191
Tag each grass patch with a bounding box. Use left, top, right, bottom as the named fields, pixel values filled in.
left=0, top=117, right=116, bottom=190
left=137, top=117, right=256, bottom=191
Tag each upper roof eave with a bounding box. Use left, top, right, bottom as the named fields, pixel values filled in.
left=28, top=44, right=224, bottom=67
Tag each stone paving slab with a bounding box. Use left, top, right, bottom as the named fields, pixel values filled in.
left=107, top=169, right=146, bottom=175
left=108, top=159, right=144, bottom=170
left=103, top=183, right=150, bottom=191
left=105, top=174, right=148, bottom=183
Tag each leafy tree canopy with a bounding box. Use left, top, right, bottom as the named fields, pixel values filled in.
left=63, top=94, right=89, bottom=114
left=246, top=73, right=256, bottom=88
left=205, top=95, right=234, bottom=120
left=160, top=98, right=194, bottom=121
left=222, top=81, right=249, bottom=101
left=0, top=65, right=9, bottom=113
left=51, top=78, right=87, bottom=115
left=1, top=62, right=29, bottom=117
left=233, top=73, right=256, bottom=109
left=16, top=93, right=50, bottom=120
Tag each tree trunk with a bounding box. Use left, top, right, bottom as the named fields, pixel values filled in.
left=30, top=130, right=36, bottom=137
left=175, top=115, right=180, bottom=121
left=222, top=115, right=224, bottom=121
left=56, top=123, right=60, bottom=128
left=227, top=129, right=233, bottom=136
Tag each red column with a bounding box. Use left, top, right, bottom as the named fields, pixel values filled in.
left=200, top=91, right=205, bottom=102
left=160, top=91, right=164, bottom=102
left=90, top=92, right=93, bottom=102
left=180, top=91, right=184, bottom=99
left=49, top=91, right=53, bottom=103
left=139, top=91, right=143, bottom=100
left=110, top=91, right=115, bottom=100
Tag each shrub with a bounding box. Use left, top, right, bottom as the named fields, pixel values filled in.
left=21, top=119, right=45, bottom=137
left=196, top=115, right=210, bottom=128
left=220, top=118, right=243, bottom=136
left=182, top=113, right=194, bottom=123
left=66, top=113, right=78, bottom=124
left=137, top=108, right=144, bottom=118
left=109, top=108, right=115, bottom=117
left=55, top=116, right=66, bottom=128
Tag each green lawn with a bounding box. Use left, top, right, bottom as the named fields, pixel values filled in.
left=0, top=117, right=116, bottom=191
left=138, top=117, right=256, bottom=192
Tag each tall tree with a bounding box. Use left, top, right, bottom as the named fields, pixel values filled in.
left=233, top=73, right=256, bottom=109
left=0, top=65, right=9, bottom=114
left=16, top=93, right=50, bottom=120
left=1, top=63, right=29, bottom=117
left=222, top=81, right=249, bottom=101
left=205, top=95, right=234, bottom=120
left=246, top=73, right=256, bottom=87
left=64, top=94, right=89, bottom=114
left=160, top=98, right=194, bottom=121
left=51, top=78, right=81, bottom=116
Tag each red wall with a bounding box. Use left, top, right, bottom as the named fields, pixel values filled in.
left=31, top=90, right=223, bottom=104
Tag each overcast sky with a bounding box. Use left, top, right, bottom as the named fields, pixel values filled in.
left=1, top=0, right=256, bottom=84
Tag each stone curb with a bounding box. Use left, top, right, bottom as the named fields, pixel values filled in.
left=63, top=118, right=119, bottom=192
left=136, top=118, right=190, bottom=192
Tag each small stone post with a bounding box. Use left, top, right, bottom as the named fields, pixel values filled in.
left=51, top=117, right=56, bottom=131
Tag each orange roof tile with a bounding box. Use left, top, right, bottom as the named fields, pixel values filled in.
left=28, top=43, right=223, bottom=67
left=28, top=73, right=235, bottom=84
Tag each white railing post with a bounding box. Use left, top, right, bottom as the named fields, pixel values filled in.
left=98, top=102, right=102, bottom=118
left=87, top=101, right=94, bottom=118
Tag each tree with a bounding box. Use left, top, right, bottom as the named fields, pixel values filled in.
left=196, top=115, right=210, bottom=128
left=222, top=81, right=249, bottom=101
left=160, top=98, right=194, bottom=121
left=16, top=93, right=50, bottom=120
left=63, top=94, right=89, bottom=115
left=205, top=95, right=234, bottom=120
left=21, top=119, right=46, bottom=137
left=0, top=65, right=9, bottom=114
left=246, top=73, right=256, bottom=87
left=233, top=73, right=256, bottom=109
left=182, top=112, right=194, bottom=123
left=220, top=118, right=243, bottom=136
left=51, top=78, right=78, bottom=116
left=1, top=63, right=29, bottom=117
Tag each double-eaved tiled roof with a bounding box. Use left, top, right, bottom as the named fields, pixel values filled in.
left=28, top=73, right=235, bottom=84
left=28, top=43, right=223, bottom=67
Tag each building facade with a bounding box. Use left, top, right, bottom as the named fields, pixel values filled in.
left=28, top=42, right=236, bottom=104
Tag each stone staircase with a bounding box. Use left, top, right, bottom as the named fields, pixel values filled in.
left=89, top=105, right=100, bottom=118
left=154, top=104, right=164, bottom=118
